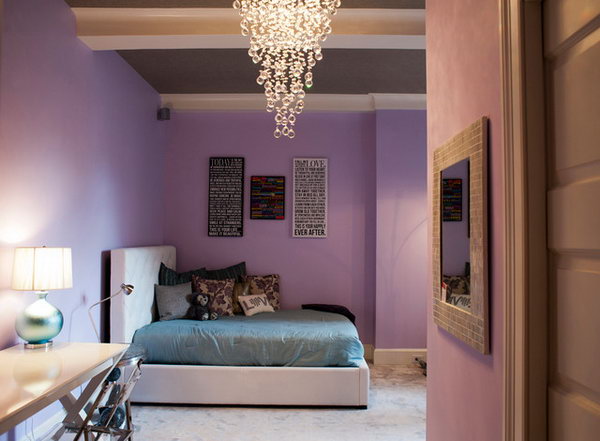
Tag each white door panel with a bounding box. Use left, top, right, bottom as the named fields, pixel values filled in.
left=549, top=388, right=600, bottom=441
left=544, top=0, right=600, bottom=55
left=555, top=268, right=600, bottom=394
left=549, top=179, right=600, bottom=251
left=551, top=28, right=600, bottom=171
left=544, top=0, right=600, bottom=439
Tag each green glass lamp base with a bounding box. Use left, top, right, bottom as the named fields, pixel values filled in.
left=16, top=291, right=63, bottom=349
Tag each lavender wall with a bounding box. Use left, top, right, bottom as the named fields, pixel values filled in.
left=441, top=160, right=470, bottom=276
left=375, top=110, right=428, bottom=349
left=0, top=0, right=166, bottom=438
left=163, top=110, right=429, bottom=348
left=426, top=0, right=504, bottom=440
left=163, top=111, right=377, bottom=343
left=0, top=1, right=430, bottom=436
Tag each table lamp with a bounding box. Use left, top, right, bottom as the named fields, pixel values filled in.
left=12, top=247, right=73, bottom=349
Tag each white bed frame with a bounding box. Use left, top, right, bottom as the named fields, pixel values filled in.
left=110, top=246, right=369, bottom=407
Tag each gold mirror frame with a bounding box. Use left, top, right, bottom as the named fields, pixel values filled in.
left=432, top=117, right=489, bottom=354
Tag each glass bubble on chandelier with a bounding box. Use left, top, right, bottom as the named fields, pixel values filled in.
left=233, top=0, right=341, bottom=139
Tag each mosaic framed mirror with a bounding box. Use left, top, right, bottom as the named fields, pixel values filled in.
left=432, top=117, right=489, bottom=354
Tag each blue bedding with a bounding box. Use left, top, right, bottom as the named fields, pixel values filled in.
left=132, top=309, right=364, bottom=367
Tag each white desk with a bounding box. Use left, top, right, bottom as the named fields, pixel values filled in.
left=0, top=342, right=127, bottom=436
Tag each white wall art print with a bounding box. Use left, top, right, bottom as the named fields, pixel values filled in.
left=293, top=158, right=328, bottom=238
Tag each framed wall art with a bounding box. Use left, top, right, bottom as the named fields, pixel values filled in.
left=208, top=157, right=244, bottom=237
left=293, top=158, right=328, bottom=238
left=250, top=176, right=285, bottom=220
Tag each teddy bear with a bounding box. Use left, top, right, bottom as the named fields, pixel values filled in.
left=187, top=293, right=218, bottom=321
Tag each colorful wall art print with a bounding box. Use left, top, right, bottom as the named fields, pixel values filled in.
left=208, top=157, right=244, bottom=237
left=442, top=178, right=463, bottom=222
left=250, top=176, right=285, bottom=220
left=293, top=158, right=328, bottom=238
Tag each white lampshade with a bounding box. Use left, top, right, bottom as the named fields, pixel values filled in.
left=12, top=247, right=73, bottom=291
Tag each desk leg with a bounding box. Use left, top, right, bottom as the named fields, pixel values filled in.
left=125, top=400, right=133, bottom=439
left=72, top=381, right=113, bottom=441
left=51, top=365, right=112, bottom=440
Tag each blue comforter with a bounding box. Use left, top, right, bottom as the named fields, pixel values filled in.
left=132, top=309, right=364, bottom=367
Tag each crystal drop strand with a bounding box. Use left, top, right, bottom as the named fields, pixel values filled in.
left=234, top=0, right=339, bottom=139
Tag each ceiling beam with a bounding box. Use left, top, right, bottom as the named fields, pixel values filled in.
left=73, top=8, right=425, bottom=50
left=160, top=93, right=427, bottom=112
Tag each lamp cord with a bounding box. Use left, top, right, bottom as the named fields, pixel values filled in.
left=87, top=305, right=101, bottom=343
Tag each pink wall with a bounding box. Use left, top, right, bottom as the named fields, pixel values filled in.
left=163, top=111, right=378, bottom=343
left=0, top=0, right=166, bottom=437
left=426, top=0, right=504, bottom=440
left=375, top=110, right=428, bottom=349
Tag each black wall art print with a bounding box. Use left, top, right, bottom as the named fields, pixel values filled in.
left=293, top=158, right=328, bottom=238
left=208, top=157, right=244, bottom=237
left=250, top=176, right=285, bottom=220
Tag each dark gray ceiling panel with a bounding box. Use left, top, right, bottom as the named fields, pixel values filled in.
left=65, top=0, right=425, bottom=9
left=117, top=49, right=425, bottom=94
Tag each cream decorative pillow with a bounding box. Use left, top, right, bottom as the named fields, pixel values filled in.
left=239, top=294, right=275, bottom=316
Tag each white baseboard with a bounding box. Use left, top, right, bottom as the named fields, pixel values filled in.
left=18, top=409, right=65, bottom=441
left=363, top=344, right=374, bottom=362
left=373, top=348, right=427, bottom=366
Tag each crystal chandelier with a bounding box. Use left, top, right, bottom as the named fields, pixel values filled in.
left=233, top=0, right=341, bottom=139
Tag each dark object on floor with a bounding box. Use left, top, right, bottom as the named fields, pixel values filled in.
left=99, top=405, right=126, bottom=428
left=107, top=367, right=121, bottom=382
left=302, top=304, right=356, bottom=324
left=415, top=357, right=427, bottom=376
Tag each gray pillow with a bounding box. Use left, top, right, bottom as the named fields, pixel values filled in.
left=155, top=282, right=192, bottom=321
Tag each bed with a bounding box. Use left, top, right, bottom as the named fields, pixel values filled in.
left=110, top=245, right=369, bottom=407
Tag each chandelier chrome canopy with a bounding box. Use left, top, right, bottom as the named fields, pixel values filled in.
left=233, top=0, right=341, bottom=139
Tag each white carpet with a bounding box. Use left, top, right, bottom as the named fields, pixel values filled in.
left=132, top=364, right=426, bottom=441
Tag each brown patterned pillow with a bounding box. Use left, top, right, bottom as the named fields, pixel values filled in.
left=191, top=276, right=235, bottom=317
left=244, top=275, right=280, bottom=310
left=442, top=275, right=470, bottom=295
left=232, top=282, right=250, bottom=315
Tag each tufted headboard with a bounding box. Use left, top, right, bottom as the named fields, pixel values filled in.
left=110, top=245, right=176, bottom=343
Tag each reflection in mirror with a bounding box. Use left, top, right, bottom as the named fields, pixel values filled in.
left=441, top=158, right=471, bottom=311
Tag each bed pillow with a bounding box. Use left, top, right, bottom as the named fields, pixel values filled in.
left=239, top=294, right=275, bottom=316
left=302, top=304, right=356, bottom=324
left=155, top=282, right=193, bottom=321
left=442, top=275, right=470, bottom=295
left=232, top=281, right=250, bottom=315
left=159, top=262, right=207, bottom=286
left=244, top=274, right=280, bottom=310
left=204, top=262, right=247, bottom=282
left=192, top=275, right=235, bottom=317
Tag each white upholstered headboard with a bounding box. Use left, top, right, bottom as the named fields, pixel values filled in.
left=110, top=245, right=176, bottom=343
